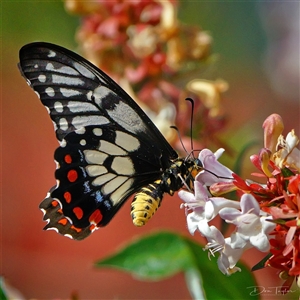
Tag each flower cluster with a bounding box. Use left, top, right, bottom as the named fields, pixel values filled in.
left=64, top=0, right=227, bottom=150
left=179, top=114, right=300, bottom=293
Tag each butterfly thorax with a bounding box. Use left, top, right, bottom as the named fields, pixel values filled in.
left=162, top=157, right=203, bottom=195
left=131, top=157, right=202, bottom=226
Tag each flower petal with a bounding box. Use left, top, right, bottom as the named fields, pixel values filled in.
left=263, top=113, right=284, bottom=152
left=240, top=194, right=260, bottom=215
left=196, top=148, right=234, bottom=185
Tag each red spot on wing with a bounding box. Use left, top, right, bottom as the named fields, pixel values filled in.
left=58, top=218, right=68, bottom=226
left=64, top=191, right=72, bottom=203
left=70, top=225, right=82, bottom=233
left=67, top=170, right=78, bottom=182
left=64, top=154, right=72, bottom=164
left=89, top=224, right=96, bottom=231
left=89, top=209, right=103, bottom=225
left=51, top=200, right=59, bottom=207
left=73, top=207, right=83, bottom=219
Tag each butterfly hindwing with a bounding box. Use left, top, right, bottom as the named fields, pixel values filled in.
left=19, top=42, right=178, bottom=239
left=50, top=126, right=165, bottom=227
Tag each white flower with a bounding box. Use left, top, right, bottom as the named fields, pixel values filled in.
left=204, top=226, right=242, bottom=275
left=273, top=129, right=300, bottom=171
left=219, top=194, right=275, bottom=252
left=196, top=148, right=234, bottom=186
left=179, top=181, right=240, bottom=236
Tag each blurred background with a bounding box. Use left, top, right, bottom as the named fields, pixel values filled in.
left=2, top=1, right=299, bottom=299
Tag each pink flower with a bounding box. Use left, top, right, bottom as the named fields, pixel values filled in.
left=219, top=194, right=275, bottom=252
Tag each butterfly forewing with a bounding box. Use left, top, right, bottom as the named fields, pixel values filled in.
left=18, top=42, right=177, bottom=157
left=19, top=42, right=178, bottom=239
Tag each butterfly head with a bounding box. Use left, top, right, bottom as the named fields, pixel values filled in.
left=190, top=157, right=203, bottom=179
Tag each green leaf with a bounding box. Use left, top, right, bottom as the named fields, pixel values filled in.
left=95, top=231, right=259, bottom=300
left=0, top=278, right=8, bottom=300
left=251, top=253, right=272, bottom=271
left=281, top=167, right=295, bottom=178
left=95, top=231, right=194, bottom=280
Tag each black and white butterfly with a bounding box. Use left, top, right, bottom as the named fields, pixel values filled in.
left=18, top=42, right=202, bottom=240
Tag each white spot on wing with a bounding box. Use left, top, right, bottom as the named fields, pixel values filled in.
left=98, top=140, right=127, bottom=155
left=110, top=178, right=134, bottom=205
left=93, top=128, right=102, bottom=136
left=93, top=86, right=117, bottom=106
left=60, top=88, right=81, bottom=97
left=111, top=157, right=134, bottom=175
left=86, top=165, right=107, bottom=177
left=60, top=139, right=67, bottom=147
left=54, top=159, right=60, bottom=169
left=45, top=87, right=55, bottom=97
left=54, top=101, right=63, bottom=113
left=84, top=150, right=108, bottom=164
left=64, top=234, right=74, bottom=240
left=52, top=74, right=84, bottom=86
left=102, top=176, right=128, bottom=196
left=67, top=101, right=98, bottom=113
left=75, top=127, right=86, bottom=134
left=71, top=115, right=109, bottom=129
left=46, top=63, right=79, bottom=75
left=46, top=63, right=54, bottom=70
left=87, top=91, right=93, bottom=101
left=115, top=131, right=140, bottom=152
left=48, top=50, right=56, bottom=57
left=38, top=74, right=46, bottom=82
left=80, top=139, right=86, bottom=146
left=107, top=102, right=147, bottom=134
left=59, top=118, right=68, bottom=131
left=93, top=173, right=116, bottom=186
left=46, top=227, right=59, bottom=233
left=73, top=62, right=96, bottom=79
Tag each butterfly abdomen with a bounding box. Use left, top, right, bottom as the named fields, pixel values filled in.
left=131, top=180, right=164, bottom=226
left=131, top=158, right=203, bottom=226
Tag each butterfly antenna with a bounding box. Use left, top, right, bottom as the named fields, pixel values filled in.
left=170, top=125, right=188, bottom=155
left=185, top=98, right=195, bottom=158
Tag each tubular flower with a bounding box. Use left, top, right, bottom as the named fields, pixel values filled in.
left=203, top=226, right=242, bottom=275
left=219, top=194, right=275, bottom=252
left=179, top=114, right=300, bottom=292
left=179, top=180, right=240, bottom=236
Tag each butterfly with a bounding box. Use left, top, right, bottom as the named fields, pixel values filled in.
left=18, top=42, right=202, bottom=240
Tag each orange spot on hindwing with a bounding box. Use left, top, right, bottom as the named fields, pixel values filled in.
left=64, top=191, right=72, bottom=203
left=58, top=218, right=68, bottom=226
left=64, top=154, right=72, bottom=164
left=89, top=209, right=103, bottom=225
left=89, top=224, right=96, bottom=231
left=67, top=170, right=78, bottom=182
left=51, top=200, right=59, bottom=207
left=70, top=225, right=82, bottom=233
left=73, top=207, right=83, bottom=220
